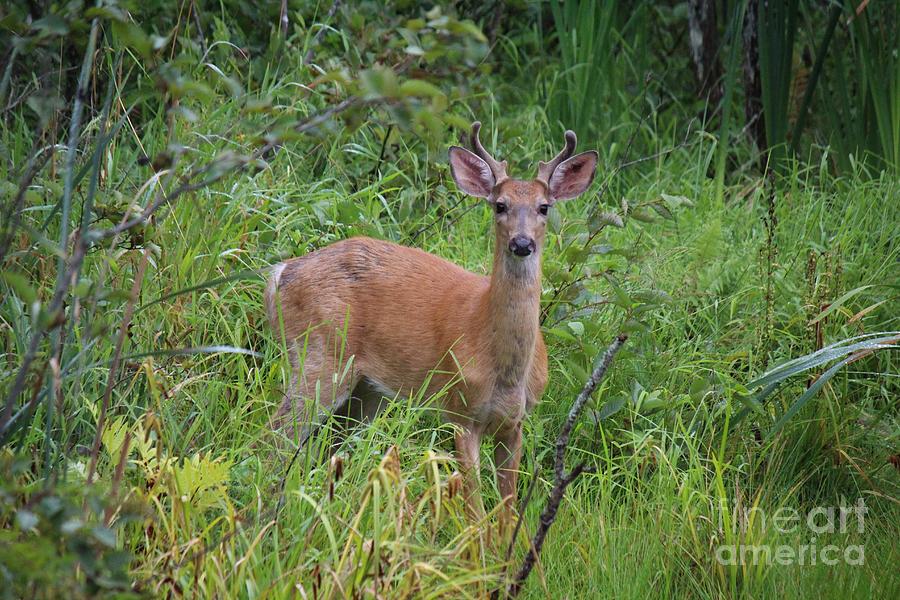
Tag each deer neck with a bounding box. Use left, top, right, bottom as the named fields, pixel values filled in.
left=485, top=242, right=542, bottom=386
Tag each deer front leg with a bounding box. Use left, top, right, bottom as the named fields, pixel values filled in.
left=454, top=425, right=485, bottom=521
left=494, top=421, right=522, bottom=536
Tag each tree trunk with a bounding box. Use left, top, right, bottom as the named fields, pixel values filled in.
left=742, top=0, right=767, bottom=156
left=687, top=0, right=723, bottom=110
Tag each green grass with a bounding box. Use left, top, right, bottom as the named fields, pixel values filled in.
left=2, top=5, right=899, bottom=599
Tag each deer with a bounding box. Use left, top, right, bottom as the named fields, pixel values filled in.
left=265, top=121, right=598, bottom=522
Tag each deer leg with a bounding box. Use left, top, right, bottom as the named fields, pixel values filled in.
left=275, top=335, right=354, bottom=449
left=494, top=421, right=522, bottom=536
left=454, top=425, right=485, bottom=521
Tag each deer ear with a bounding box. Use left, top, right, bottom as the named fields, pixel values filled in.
left=449, top=146, right=495, bottom=198
left=548, top=151, right=598, bottom=201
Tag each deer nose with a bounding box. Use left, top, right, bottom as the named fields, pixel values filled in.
left=508, top=235, right=535, bottom=257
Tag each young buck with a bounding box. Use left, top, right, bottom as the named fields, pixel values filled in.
left=266, top=121, right=598, bottom=518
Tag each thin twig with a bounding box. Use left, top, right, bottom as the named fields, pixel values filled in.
left=408, top=195, right=468, bottom=242
left=86, top=248, right=150, bottom=485
left=0, top=366, right=47, bottom=443
left=614, top=121, right=696, bottom=171
left=104, top=429, right=133, bottom=526
left=553, top=335, right=627, bottom=482
left=0, top=46, right=19, bottom=113
left=279, top=0, right=290, bottom=38
left=368, top=123, right=393, bottom=179
left=0, top=140, right=55, bottom=264
left=303, top=0, right=342, bottom=65
left=189, top=1, right=208, bottom=55
left=506, top=334, right=627, bottom=598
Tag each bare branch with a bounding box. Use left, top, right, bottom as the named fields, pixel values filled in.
left=505, top=334, right=628, bottom=598
left=86, top=248, right=150, bottom=485
left=554, top=335, right=627, bottom=482
left=303, top=1, right=342, bottom=65
left=0, top=142, right=55, bottom=264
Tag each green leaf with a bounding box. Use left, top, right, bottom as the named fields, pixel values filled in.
left=360, top=67, right=399, bottom=99
left=85, top=6, right=129, bottom=22
left=628, top=208, right=656, bottom=223
left=650, top=201, right=674, bottom=220
left=544, top=327, right=579, bottom=343
left=591, top=244, right=614, bottom=255
left=16, top=509, right=38, bottom=531
left=61, top=517, right=83, bottom=534
left=630, top=380, right=645, bottom=404
left=92, top=526, right=117, bottom=548
left=593, top=211, right=624, bottom=228
left=170, top=453, right=233, bottom=509
left=563, top=245, right=589, bottom=265
left=1, top=271, right=37, bottom=304
left=660, top=193, right=693, bottom=207
left=622, top=318, right=650, bottom=333
left=638, top=390, right=667, bottom=412
left=808, top=285, right=874, bottom=325
left=567, top=321, right=585, bottom=337
left=73, top=278, right=93, bottom=298
left=446, top=20, right=488, bottom=42
left=205, top=63, right=244, bottom=97
left=101, top=417, right=130, bottom=463
left=735, top=392, right=765, bottom=416
left=731, top=332, right=899, bottom=428
left=32, top=15, right=68, bottom=36
left=151, top=34, right=170, bottom=51
left=766, top=353, right=855, bottom=439
left=597, top=396, right=626, bottom=420
left=632, top=289, right=673, bottom=305
left=748, top=332, right=898, bottom=391
left=399, top=79, right=444, bottom=98
left=604, top=275, right=632, bottom=308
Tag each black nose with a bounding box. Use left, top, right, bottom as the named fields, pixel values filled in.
left=508, top=236, right=535, bottom=257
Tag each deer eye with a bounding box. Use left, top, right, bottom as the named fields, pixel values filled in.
left=538, top=204, right=550, bottom=215
left=495, top=202, right=507, bottom=214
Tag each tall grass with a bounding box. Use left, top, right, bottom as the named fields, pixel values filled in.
left=540, top=0, right=653, bottom=153
left=757, top=0, right=799, bottom=169
left=846, top=2, right=900, bottom=172
left=544, top=0, right=618, bottom=139
left=733, top=0, right=899, bottom=173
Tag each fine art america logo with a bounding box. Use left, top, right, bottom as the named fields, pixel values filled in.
left=715, top=498, right=867, bottom=566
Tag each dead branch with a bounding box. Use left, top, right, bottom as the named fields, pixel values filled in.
left=86, top=248, right=150, bottom=485
left=505, top=334, right=628, bottom=598
left=303, top=1, right=342, bottom=65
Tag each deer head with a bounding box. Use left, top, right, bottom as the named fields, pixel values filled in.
left=449, top=122, right=598, bottom=260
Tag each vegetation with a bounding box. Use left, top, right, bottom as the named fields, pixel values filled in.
left=1, top=1, right=897, bottom=598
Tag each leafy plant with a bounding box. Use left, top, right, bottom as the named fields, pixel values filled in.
left=734, top=332, right=899, bottom=436
left=0, top=453, right=142, bottom=599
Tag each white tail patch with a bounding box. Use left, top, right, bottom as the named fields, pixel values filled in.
left=265, top=263, right=287, bottom=330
